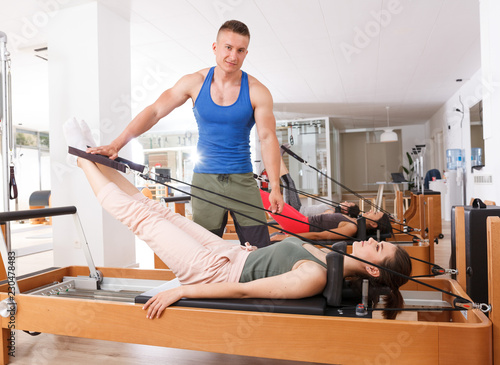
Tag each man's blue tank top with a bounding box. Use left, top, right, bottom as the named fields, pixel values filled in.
left=192, top=67, right=255, bottom=174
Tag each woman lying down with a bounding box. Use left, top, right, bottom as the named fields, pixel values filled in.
left=63, top=118, right=412, bottom=320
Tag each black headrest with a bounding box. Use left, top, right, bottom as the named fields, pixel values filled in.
left=355, top=217, right=366, bottom=240
left=343, top=279, right=391, bottom=307
left=322, top=241, right=347, bottom=306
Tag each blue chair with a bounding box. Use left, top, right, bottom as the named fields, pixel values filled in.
left=424, top=169, right=441, bottom=190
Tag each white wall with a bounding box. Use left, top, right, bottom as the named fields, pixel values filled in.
left=49, top=2, right=135, bottom=268
left=426, top=66, right=499, bottom=203
left=423, top=1, right=500, bottom=205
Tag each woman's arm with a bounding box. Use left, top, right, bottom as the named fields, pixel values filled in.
left=294, top=223, right=358, bottom=241
left=143, top=262, right=327, bottom=319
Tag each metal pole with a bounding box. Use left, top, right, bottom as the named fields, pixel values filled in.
left=1, top=31, right=12, bottom=251
left=420, top=154, right=424, bottom=195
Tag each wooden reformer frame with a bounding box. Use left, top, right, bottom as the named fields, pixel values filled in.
left=0, top=265, right=493, bottom=365
left=0, top=207, right=495, bottom=364
left=390, top=191, right=444, bottom=276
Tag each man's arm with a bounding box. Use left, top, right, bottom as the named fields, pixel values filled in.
left=251, top=80, right=284, bottom=214
left=142, top=261, right=326, bottom=319
left=87, top=72, right=202, bottom=159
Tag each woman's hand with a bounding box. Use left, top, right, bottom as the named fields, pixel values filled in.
left=339, top=201, right=354, bottom=214
left=243, top=242, right=258, bottom=251
left=142, top=287, right=183, bottom=319
left=270, top=233, right=288, bottom=242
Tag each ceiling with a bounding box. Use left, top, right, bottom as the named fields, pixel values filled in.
left=0, top=0, right=481, bottom=132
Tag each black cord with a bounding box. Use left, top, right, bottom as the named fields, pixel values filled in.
left=141, top=172, right=473, bottom=305
left=72, top=146, right=472, bottom=308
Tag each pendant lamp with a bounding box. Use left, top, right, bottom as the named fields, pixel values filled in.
left=380, top=106, right=398, bottom=142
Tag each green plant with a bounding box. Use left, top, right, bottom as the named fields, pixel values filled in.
left=401, top=152, right=415, bottom=190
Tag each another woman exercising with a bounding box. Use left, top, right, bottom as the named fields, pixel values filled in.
left=260, top=189, right=392, bottom=241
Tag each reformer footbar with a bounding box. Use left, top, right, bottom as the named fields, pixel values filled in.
left=0, top=206, right=106, bottom=323
left=68, top=146, right=146, bottom=174
left=68, top=147, right=491, bottom=315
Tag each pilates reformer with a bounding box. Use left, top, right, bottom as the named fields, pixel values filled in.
left=1, top=148, right=493, bottom=364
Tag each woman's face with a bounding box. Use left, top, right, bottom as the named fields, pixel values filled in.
left=352, top=237, right=396, bottom=265
left=363, top=210, right=384, bottom=221
left=362, top=210, right=385, bottom=229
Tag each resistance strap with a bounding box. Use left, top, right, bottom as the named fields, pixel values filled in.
left=68, top=147, right=490, bottom=313
left=9, top=165, right=17, bottom=199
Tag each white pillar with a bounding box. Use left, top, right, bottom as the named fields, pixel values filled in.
left=479, top=0, right=500, bottom=204
left=48, top=2, right=135, bottom=267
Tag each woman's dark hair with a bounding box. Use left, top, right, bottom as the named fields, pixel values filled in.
left=217, top=20, right=250, bottom=40
left=372, top=245, right=412, bottom=319
left=349, top=245, right=411, bottom=319
left=366, top=213, right=393, bottom=237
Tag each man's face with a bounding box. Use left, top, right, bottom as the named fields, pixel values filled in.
left=213, top=30, right=249, bottom=72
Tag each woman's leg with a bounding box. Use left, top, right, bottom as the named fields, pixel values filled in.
left=131, top=191, right=240, bottom=252
left=81, top=156, right=240, bottom=255
left=93, top=162, right=140, bottom=197
left=77, top=158, right=234, bottom=283
left=259, top=190, right=310, bottom=234
left=77, top=158, right=114, bottom=196
left=66, top=119, right=245, bottom=282
left=280, top=158, right=303, bottom=212
left=73, top=133, right=234, bottom=253
left=300, top=203, right=332, bottom=217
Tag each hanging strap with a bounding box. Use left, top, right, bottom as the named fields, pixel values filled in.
left=68, top=146, right=147, bottom=174
left=9, top=165, right=17, bottom=199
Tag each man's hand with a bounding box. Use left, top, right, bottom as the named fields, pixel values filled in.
left=86, top=145, right=120, bottom=160
left=269, top=189, right=284, bottom=214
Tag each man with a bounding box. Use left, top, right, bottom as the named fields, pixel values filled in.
left=88, top=20, right=283, bottom=247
